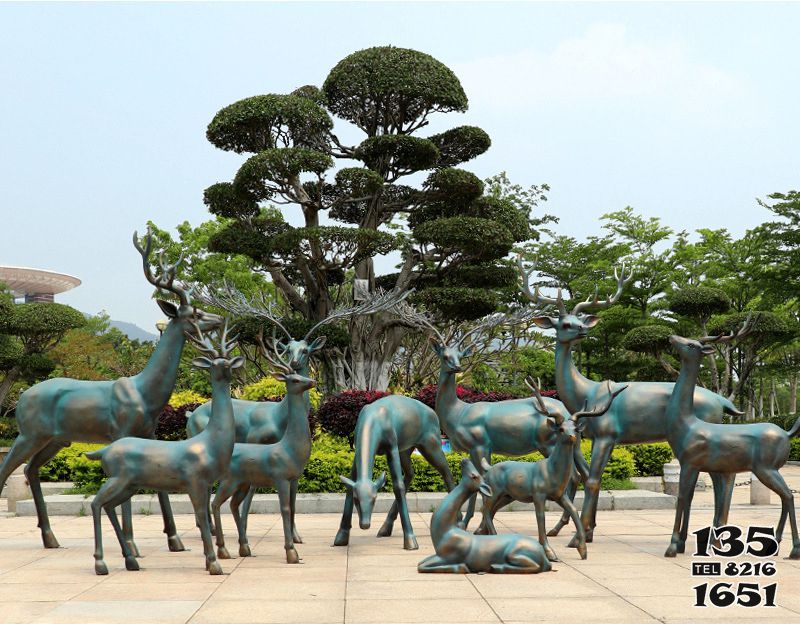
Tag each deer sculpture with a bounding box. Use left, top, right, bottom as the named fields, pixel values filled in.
left=401, top=308, right=581, bottom=530
left=518, top=256, right=743, bottom=545
left=418, top=458, right=551, bottom=574
left=210, top=351, right=316, bottom=563
left=663, top=319, right=800, bottom=559
left=478, top=379, right=627, bottom=561
left=333, top=394, right=457, bottom=551
left=189, top=285, right=408, bottom=540
left=0, top=229, right=222, bottom=552
left=86, top=320, right=242, bottom=575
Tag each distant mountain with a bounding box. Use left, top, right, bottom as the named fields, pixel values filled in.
left=109, top=319, right=158, bottom=343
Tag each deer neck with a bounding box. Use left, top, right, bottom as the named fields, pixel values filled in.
left=547, top=433, right=576, bottom=492
left=668, top=356, right=701, bottom=430
left=204, top=375, right=235, bottom=459
left=297, top=362, right=312, bottom=412
left=554, top=340, right=596, bottom=413
left=354, top=416, right=382, bottom=484
left=430, top=479, right=472, bottom=546
left=281, top=391, right=311, bottom=462
left=134, top=320, right=185, bottom=414
left=436, top=365, right=465, bottom=433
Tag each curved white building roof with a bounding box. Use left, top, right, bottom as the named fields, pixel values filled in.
left=0, top=266, right=81, bottom=297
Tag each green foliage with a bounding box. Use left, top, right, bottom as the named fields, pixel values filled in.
left=622, top=324, right=674, bottom=354
left=0, top=303, right=85, bottom=346
left=670, top=287, right=730, bottom=321
left=413, top=217, right=514, bottom=260
left=412, top=286, right=497, bottom=321
left=39, top=443, right=103, bottom=483
left=791, top=438, right=800, bottom=462
left=428, top=126, right=491, bottom=168
left=0, top=418, right=18, bottom=440
left=587, top=442, right=635, bottom=481
left=235, top=148, right=333, bottom=199
left=355, top=135, right=440, bottom=173
left=625, top=443, right=674, bottom=476
left=323, top=46, right=468, bottom=133
left=168, top=390, right=209, bottom=408
left=203, top=182, right=259, bottom=219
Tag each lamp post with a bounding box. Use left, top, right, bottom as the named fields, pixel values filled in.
left=155, top=319, right=168, bottom=338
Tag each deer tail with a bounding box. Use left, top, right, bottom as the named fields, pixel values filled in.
left=785, top=416, right=800, bottom=438
left=84, top=448, right=106, bottom=461
left=721, top=398, right=744, bottom=417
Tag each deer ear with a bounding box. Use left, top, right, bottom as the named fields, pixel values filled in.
left=583, top=315, right=601, bottom=329
left=576, top=419, right=587, bottom=433
left=374, top=471, right=387, bottom=490
left=531, top=316, right=556, bottom=329
left=309, top=336, right=327, bottom=351
left=479, top=482, right=493, bottom=498
left=271, top=372, right=288, bottom=382
left=480, top=457, right=492, bottom=472
left=192, top=357, right=212, bottom=369
left=230, top=356, right=246, bottom=370
left=429, top=337, right=444, bottom=355
left=157, top=300, right=178, bottom=318
left=339, top=475, right=355, bottom=489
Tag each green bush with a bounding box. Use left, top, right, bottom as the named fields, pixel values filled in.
left=168, top=390, right=209, bottom=408
left=580, top=440, right=635, bottom=481
left=790, top=438, right=800, bottom=462
left=625, top=442, right=674, bottom=476
left=39, top=443, right=103, bottom=483
left=241, top=376, right=322, bottom=409
left=0, top=418, right=18, bottom=441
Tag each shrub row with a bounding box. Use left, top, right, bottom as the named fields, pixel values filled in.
left=624, top=442, right=674, bottom=477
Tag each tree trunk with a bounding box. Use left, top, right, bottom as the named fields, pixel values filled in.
left=0, top=367, right=21, bottom=409
left=790, top=373, right=798, bottom=415
left=349, top=320, right=406, bottom=391
left=769, top=379, right=777, bottom=419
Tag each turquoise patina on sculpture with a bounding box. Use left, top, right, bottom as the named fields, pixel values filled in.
left=210, top=353, right=316, bottom=563
left=478, top=379, right=626, bottom=561
left=419, top=458, right=551, bottom=574
left=333, top=395, right=457, bottom=551
left=87, top=320, right=241, bottom=575
left=518, top=257, right=742, bottom=544
left=0, top=230, right=222, bottom=552
left=663, top=321, right=800, bottom=559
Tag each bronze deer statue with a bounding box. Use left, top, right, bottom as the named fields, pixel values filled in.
left=518, top=256, right=742, bottom=546
left=87, top=320, right=242, bottom=575
left=663, top=318, right=800, bottom=559
left=333, top=394, right=457, bottom=551
left=0, top=229, right=222, bottom=552
left=210, top=348, right=316, bottom=563
left=478, top=379, right=627, bottom=561
left=418, top=458, right=551, bottom=574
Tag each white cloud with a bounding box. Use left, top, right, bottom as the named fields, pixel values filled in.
left=454, top=23, right=755, bottom=120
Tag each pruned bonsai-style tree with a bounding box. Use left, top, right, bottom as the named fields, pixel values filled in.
left=201, top=46, right=543, bottom=390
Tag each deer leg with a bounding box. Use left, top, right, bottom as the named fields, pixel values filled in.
left=334, top=459, right=357, bottom=547
left=277, top=480, right=300, bottom=563
left=207, top=486, right=216, bottom=536
left=230, top=486, right=251, bottom=557
left=571, top=437, right=613, bottom=547
left=212, top=481, right=234, bottom=560
left=119, top=498, right=140, bottom=558
left=476, top=493, right=511, bottom=536
left=754, top=468, right=800, bottom=558
left=91, top=477, right=129, bottom=575
left=289, top=481, right=303, bottom=543
left=462, top=447, right=489, bottom=530
left=157, top=490, right=185, bottom=552
left=559, top=494, right=587, bottom=560
left=25, top=440, right=68, bottom=549
left=105, top=505, right=139, bottom=571
left=378, top=449, right=413, bottom=538
left=189, top=486, right=222, bottom=575
left=665, top=466, right=698, bottom=557
left=549, top=477, right=577, bottom=537
left=0, top=434, right=48, bottom=498
left=388, top=447, right=418, bottom=550
left=418, top=438, right=461, bottom=525
left=533, top=496, right=557, bottom=561
left=418, top=554, right=469, bottom=574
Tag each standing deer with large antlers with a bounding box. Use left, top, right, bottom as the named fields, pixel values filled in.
left=0, top=229, right=222, bottom=551
left=664, top=318, right=800, bottom=559
left=518, top=257, right=743, bottom=546
left=87, top=320, right=241, bottom=575
left=478, top=380, right=627, bottom=561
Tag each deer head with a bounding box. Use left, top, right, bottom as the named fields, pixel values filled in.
left=461, top=458, right=492, bottom=497
left=669, top=313, right=756, bottom=366
left=517, top=256, right=631, bottom=346
left=340, top=471, right=388, bottom=530
left=185, top=319, right=245, bottom=383
left=134, top=229, right=223, bottom=332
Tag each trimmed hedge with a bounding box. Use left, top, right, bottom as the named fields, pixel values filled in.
left=625, top=442, right=674, bottom=477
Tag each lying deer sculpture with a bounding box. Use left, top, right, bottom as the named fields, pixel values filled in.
left=518, top=256, right=742, bottom=545
left=0, top=229, right=222, bottom=552
left=478, top=379, right=627, bottom=561
left=419, top=458, right=551, bottom=574
left=211, top=352, right=316, bottom=563
left=402, top=308, right=581, bottom=530
left=190, top=285, right=408, bottom=539
left=333, top=395, right=457, bottom=551
left=87, top=320, right=241, bottom=575
left=664, top=319, right=800, bottom=559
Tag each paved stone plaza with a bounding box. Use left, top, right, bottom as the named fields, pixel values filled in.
left=2, top=498, right=800, bottom=624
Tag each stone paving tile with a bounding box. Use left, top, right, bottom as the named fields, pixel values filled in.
left=213, top=578, right=346, bottom=601
left=345, top=598, right=500, bottom=623
left=0, top=602, right=61, bottom=624
left=0, top=581, right=99, bottom=602
left=189, top=598, right=344, bottom=623
left=72, top=582, right=218, bottom=602
left=31, top=600, right=203, bottom=624
left=487, top=595, right=654, bottom=621
left=345, top=578, right=478, bottom=599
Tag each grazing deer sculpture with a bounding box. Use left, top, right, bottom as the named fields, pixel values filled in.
left=189, top=286, right=408, bottom=539
left=664, top=318, right=800, bottom=559
left=478, top=379, right=627, bottom=561
left=401, top=308, right=579, bottom=530
left=518, top=256, right=743, bottom=545
left=418, top=458, right=551, bottom=574
left=0, top=229, right=222, bottom=552
left=210, top=350, right=316, bottom=563
left=333, top=394, right=457, bottom=551
left=86, top=320, right=242, bottom=575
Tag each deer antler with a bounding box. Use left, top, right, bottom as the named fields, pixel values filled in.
left=133, top=228, right=191, bottom=306
left=185, top=317, right=219, bottom=358
left=516, top=255, right=567, bottom=316
left=571, top=263, right=632, bottom=316
left=456, top=313, right=508, bottom=349
left=393, top=301, right=447, bottom=344
left=699, top=311, right=757, bottom=345
left=571, top=381, right=627, bottom=421
left=524, top=376, right=561, bottom=424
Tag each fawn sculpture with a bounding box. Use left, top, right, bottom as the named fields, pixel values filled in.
left=478, top=379, right=627, bottom=561
left=664, top=320, right=800, bottom=559
left=418, top=458, right=551, bottom=574
left=86, top=321, right=242, bottom=575
left=0, top=230, right=221, bottom=552
left=333, top=395, right=457, bottom=551
left=518, top=256, right=742, bottom=545
left=210, top=355, right=316, bottom=563
left=407, top=309, right=580, bottom=530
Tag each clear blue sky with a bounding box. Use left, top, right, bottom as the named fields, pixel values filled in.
left=1, top=2, right=798, bottom=331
